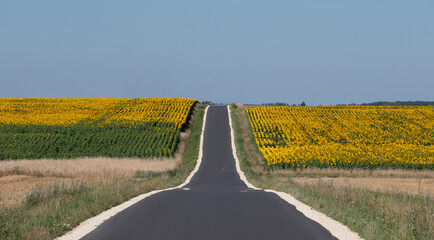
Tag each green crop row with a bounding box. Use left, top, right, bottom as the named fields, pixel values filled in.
left=0, top=123, right=182, bottom=159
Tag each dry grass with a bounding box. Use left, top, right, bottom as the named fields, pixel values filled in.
left=272, top=167, right=434, bottom=179
left=0, top=157, right=180, bottom=208
left=0, top=125, right=192, bottom=208
left=0, top=175, right=72, bottom=208
left=292, top=177, right=433, bottom=195
left=274, top=168, right=434, bottom=196
left=0, top=157, right=180, bottom=179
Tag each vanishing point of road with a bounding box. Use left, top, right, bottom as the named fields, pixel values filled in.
left=82, top=106, right=337, bottom=240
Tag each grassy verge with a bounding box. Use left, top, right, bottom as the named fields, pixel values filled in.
left=0, top=104, right=207, bottom=240
left=230, top=104, right=433, bottom=240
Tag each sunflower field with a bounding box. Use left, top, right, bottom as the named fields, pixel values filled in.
left=0, top=98, right=198, bottom=159
left=246, top=106, right=434, bottom=169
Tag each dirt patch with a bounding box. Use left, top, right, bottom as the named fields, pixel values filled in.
left=292, top=177, right=434, bottom=195
left=0, top=175, right=72, bottom=208
left=0, top=157, right=179, bottom=208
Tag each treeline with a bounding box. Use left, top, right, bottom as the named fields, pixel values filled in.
left=345, top=101, right=434, bottom=106
left=262, top=102, right=290, bottom=106
left=261, top=101, right=307, bottom=106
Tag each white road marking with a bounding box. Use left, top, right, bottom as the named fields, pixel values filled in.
left=57, top=106, right=209, bottom=240
left=227, top=105, right=364, bottom=240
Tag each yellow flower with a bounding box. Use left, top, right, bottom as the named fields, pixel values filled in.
left=246, top=105, right=434, bottom=168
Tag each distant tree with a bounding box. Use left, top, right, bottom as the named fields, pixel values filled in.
left=356, top=101, right=434, bottom=106
left=263, top=102, right=289, bottom=106
left=300, top=101, right=306, bottom=106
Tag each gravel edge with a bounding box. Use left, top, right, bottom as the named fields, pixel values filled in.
left=57, top=106, right=209, bottom=240
left=227, top=105, right=364, bottom=240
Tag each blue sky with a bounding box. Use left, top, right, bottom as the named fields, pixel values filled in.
left=1, top=1, right=433, bottom=105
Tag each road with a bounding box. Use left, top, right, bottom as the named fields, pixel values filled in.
left=82, top=106, right=337, bottom=240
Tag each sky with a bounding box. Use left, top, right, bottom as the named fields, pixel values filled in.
left=1, top=1, right=433, bottom=105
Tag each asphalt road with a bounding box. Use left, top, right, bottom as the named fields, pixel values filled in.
left=82, top=106, right=337, bottom=240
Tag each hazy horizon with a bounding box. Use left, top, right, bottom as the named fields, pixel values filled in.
left=1, top=1, right=433, bottom=105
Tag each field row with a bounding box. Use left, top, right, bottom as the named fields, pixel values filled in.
left=246, top=106, right=434, bottom=169
left=0, top=98, right=198, bottom=159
